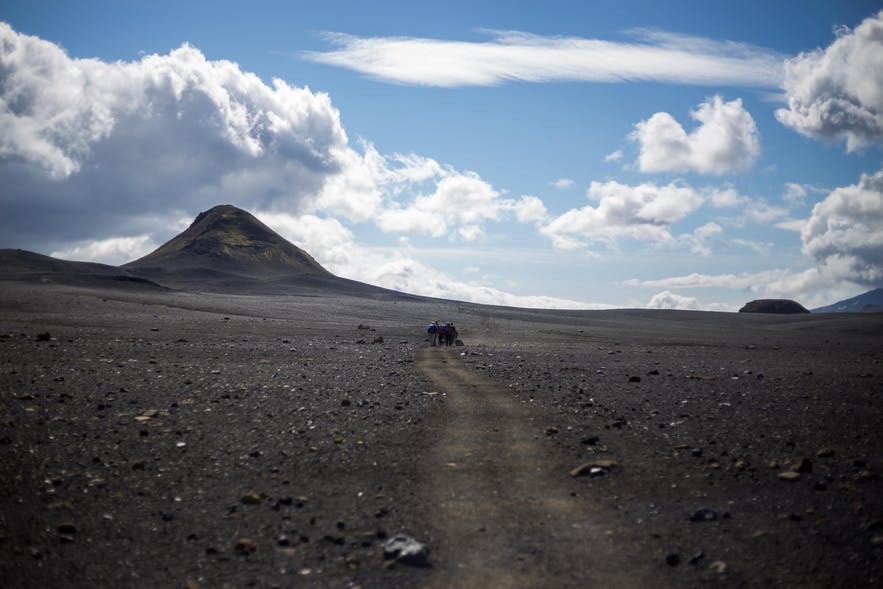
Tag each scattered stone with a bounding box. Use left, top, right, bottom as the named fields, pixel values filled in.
left=628, top=376, right=641, bottom=383
left=240, top=491, right=262, bottom=505
left=57, top=522, right=77, bottom=534
left=708, top=560, right=728, bottom=574
left=666, top=552, right=681, bottom=566
left=36, top=332, right=51, bottom=342
left=580, top=435, right=600, bottom=446
left=791, top=458, right=812, bottom=473
left=816, top=448, right=834, bottom=458
left=454, top=339, right=465, bottom=346
left=234, top=538, right=257, bottom=554
left=690, top=508, right=719, bottom=523
left=570, top=459, right=617, bottom=477
left=372, top=336, right=384, bottom=344
left=688, top=551, right=705, bottom=565
left=778, top=471, right=801, bottom=482
left=691, top=447, right=703, bottom=457
left=382, top=534, right=429, bottom=566
left=545, top=427, right=559, bottom=436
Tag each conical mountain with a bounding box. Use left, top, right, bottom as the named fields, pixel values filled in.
left=125, top=205, right=329, bottom=278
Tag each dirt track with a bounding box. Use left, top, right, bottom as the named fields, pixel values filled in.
left=417, top=347, right=657, bottom=588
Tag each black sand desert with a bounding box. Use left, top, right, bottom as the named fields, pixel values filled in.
left=1, top=207, right=882, bottom=588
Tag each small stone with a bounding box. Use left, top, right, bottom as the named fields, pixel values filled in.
left=372, top=336, right=384, bottom=344
left=241, top=491, right=261, bottom=505
left=545, top=427, right=559, bottom=436
left=816, top=448, right=834, bottom=458
left=708, top=560, right=727, bottom=574
left=791, top=458, right=812, bottom=473
left=689, top=508, right=718, bottom=522
left=382, top=534, right=429, bottom=566
left=57, top=522, right=77, bottom=534
left=580, top=435, right=600, bottom=446
left=665, top=553, right=680, bottom=566
left=688, top=551, right=705, bottom=564
left=36, top=332, right=51, bottom=342
left=234, top=538, right=257, bottom=554
left=628, top=376, right=641, bottom=383
left=778, top=471, right=801, bottom=481
left=570, top=459, right=617, bottom=477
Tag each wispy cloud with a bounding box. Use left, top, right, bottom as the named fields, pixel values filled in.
left=304, top=29, right=784, bottom=88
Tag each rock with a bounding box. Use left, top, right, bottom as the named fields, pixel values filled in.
left=665, top=552, right=681, bottom=566
left=372, top=336, right=384, bottom=344
left=570, top=459, right=617, bottom=477
left=690, top=508, right=719, bottom=522
left=777, top=471, right=801, bottom=481
left=240, top=491, right=261, bottom=505
left=791, top=458, right=812, bottom=473
left=382, top=534, right=429, bottom=566
left=545, top=427, right=559, bottom=436
left=628, top=376, right=641, bottom=383
left=234, top=538, right=257, bottom=554
left=816, top=448, right=834, bottom=458
left=36, top=332, right=51, bottom=341
left=580, top=435, right=600, bottom=446
left=708, top=560, right=727, bottom=574
left=455, top=339, right=464, bottom=346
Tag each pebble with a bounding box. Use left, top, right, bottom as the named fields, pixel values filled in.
left=570, top=459, right=617, bottom=477
left=709, top=560, right=727, bottom=574
left=689, top=508, right=718, bottom=522
left=777, top=471, right=801, bottom=481
left=382, top=534, right=429, bottom=566
left=234, top=538, right=257, bottom=554
left=241, top=491, right=262, bottom=505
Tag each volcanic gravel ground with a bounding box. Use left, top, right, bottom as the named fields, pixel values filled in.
left=1, top=283, right=882, bottom=588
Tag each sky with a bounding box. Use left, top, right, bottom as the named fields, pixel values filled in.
left=1, top=0, right=882, bottom=311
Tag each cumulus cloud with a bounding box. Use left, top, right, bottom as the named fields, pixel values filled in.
left=801, top=168, right=883, bottom=286
left=604, top=150, right=623, bottom=162
left=775, top=10, right=883, bottom=151
left=51, top=235, right=158, bottom=266
left=632, top=95, right=760, bottom=174
left=539, top=180, right=705, bottom=251
left=304, top=29, right=783, bottom=88
left=646, top=290, right=700, bottom=310
left=0, top=22, right=348, bottom=250
left=551, top=178, right=574, bottom=189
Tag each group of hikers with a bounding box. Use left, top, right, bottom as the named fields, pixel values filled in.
left=427, top=320, right=458, bottom=347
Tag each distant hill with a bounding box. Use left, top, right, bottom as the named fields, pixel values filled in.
left=0, top=249, right=164, bottom=290
left=738, top=299, right=809, bottom=314
left=813, top=288, right=883, bottom=313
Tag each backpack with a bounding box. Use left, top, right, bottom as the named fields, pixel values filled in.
left=427, top=324, right=437, bottom=334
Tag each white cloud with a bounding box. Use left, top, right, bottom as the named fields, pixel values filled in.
left=603, top=150, right=623, bottom=162
left=679, top=222, right=722, bottom=256
left=632, top=95, right=760, bottom=175
left=775, top=10, right=883, bottom=151
left=551, top=178, right=574, bottom=189
left=0, top=23, right=349, bottom=249
left=782, top=182, right=808, bottom=204
left=51, top=235, right=158, bottom=266
left=509, top=195, right=548, bottom=224
left=708, top=186, right=789, bottom=225
left=304, top=29, right=783, bottom=88
left=646, top=290, right=700, bottom=310
left=801, top=168, right=883, bottom=286
left=539, top=180, right=705, bottom=251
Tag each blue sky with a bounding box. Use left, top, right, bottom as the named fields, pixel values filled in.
left=2, top=1, right=882, bottom=309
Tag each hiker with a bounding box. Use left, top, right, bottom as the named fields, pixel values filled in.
left=427, top=320, right=439, bottom=346
left=447, top=322, right=458, bottom=346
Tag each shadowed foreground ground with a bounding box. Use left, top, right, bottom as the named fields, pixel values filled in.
left=1, top=283, right=881, bottom=587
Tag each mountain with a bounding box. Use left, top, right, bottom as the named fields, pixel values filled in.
left=125, top=205, right=329, bottom=278
left=813, top=288, right=883, bottom=313
left=121, top=204, right=411, bottom=297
